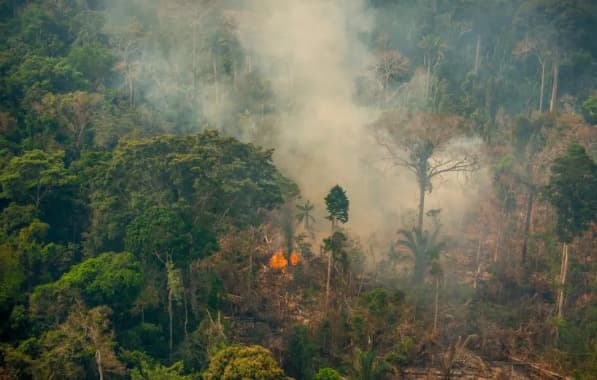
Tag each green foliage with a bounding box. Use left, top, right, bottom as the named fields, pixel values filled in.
left=120, top=323, right=168, bottom=360
left=131, top=359, right=191, bottom=380
left=323, top=231, right=349, bottom=270
left=31, top=252, right=142, bottom=318
left=284, top=325, right=318, bottom=380
left=397, top=227, right=448, bottom=283
left=125, top=206, right=209, bottom=266
left=203, top=345, right=289, bottom=380
left=8, top=55, right=86, bottom=97
left=176, top=314, right=228, bottom=374
left=314, top=367, right=342, bottom=380
left=325, top=185, right=349, bottom=225
left=351, top=348, right=391, bottom=380
left=37, top=91, right=104, bottom=151
left=66, top=45, right=115, bottom=86
left=385, top=336, right=417, bottom=368
left=88, top=132, right=289, bottom=254
left=0, top=244, right=25, bottom=307
left=33, top=305, right=124, bottom=380
left=581, top=95, right=597, bottom=124
left=359, top=288, right=404, bottom=323
left=0, top=149, right=75, bottom=207
left=546, top=144, right=597, bottom=243
left=0, top=0, right=596, bottom=377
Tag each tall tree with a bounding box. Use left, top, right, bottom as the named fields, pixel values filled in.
left=324, top=185, right=349, bottom=229
left=374, top=112, right=477, bottom=231
left=324, top=185, right=349, bottom=308
left=546, top=143, right=597, bottom=320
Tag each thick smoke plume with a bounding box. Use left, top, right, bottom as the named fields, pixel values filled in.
left=235, top=0, right=485, bottom=239
left=105, top=0, right=487, bottom=244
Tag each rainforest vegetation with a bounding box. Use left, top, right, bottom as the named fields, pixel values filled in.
left=0, top=0, right=596, bottom=379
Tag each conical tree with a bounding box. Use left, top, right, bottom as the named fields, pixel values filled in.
left=324, top=185, right=349, bottom=308
left=325, top=185, right=349, bottom=228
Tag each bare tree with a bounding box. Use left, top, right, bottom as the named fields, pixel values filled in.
left=373, top=112, right=478, bottom=232
left=371, top=49, right=410, bottom=106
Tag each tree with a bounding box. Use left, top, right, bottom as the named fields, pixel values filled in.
left=0, top=244, right=25, bottom=308
left=374, top=112, right=477, bottom=232
left=295, top=200, right=316, bottom=231
left=350, top=348, right=391, bottom=380
left=510, top=114, right=549, bottom=265
left=515, top=0, right=595, bottom=112
left=284, top=325, right=318, bottom=380
left=419, top=34, right=447, bottom=105
left=546, top=144, right=597, bottom=320
left=0, top=149, right=75, bottom=208
left=324, top=185, right=349, bottom=308
left=397, top=225, right=447, bottom=285
left=38, top=91, right=103, bottom=152
left=371, top=49, right=410, bottom=106
left=131, top=359, right=191, bottom=380
left=87, top=132, right=290, bottom=254
left=30, top=252, right=142, bottom=323
left=34, top=304, right=125, bottom=380
left=125, top=207, right=202, bottom=359
left=315, top=367, right=342, bottom=380
left=581, top=95, right=597, bottom=124
left=202, top=345, right=289, bottom=380
left=325, top=185, right=349, bottom=228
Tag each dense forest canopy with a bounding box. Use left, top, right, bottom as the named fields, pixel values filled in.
left=0, top=0, right=596, bottom=379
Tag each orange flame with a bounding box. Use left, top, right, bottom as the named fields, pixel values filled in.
left=269, top=250, right=288, bottom=271
left=290, top=252, right=301, bottom=266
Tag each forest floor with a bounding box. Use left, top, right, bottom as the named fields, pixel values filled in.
left=403, top=360, right=571, bottom=379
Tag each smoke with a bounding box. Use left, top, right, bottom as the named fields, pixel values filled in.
left=235, top=0, right=487, bottom=240
left=104, top=0, right=488, bottom=246
left=233, top=1, right=388, bottom=233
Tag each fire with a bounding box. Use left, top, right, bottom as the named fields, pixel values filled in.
left=269, top=250, right=288, bottom=271
left=290, top=252, right=301, bottom=266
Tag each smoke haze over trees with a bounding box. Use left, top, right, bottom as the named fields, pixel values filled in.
left=0, top=0, right=596, bottom=379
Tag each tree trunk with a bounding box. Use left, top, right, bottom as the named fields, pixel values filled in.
left=417, top=180, right=425, bottom=232
left=539, top=60, right=545, bottom=112
left=192, top=20, right=198, bottom=92
left=168, top=287, right=173, bottom=360
left=521, top=190, right=534, bottom=265
left=474, top=34, right=481, bottom=74
left=433, top=277, right=439, bottom=335
left=325, top=220, right=336, bottom=309
left=493, top=221, right=501, bottom=264
left=556, top=242, right=569, bottom=319
left=549, top=61, right=559, bottom=112
left=425, top=58, right=431, bottom=101
left=473, top=239, right=481, bottom=289
left=212, top=53, right=219, bottom=106
left=249, top=247, right=254, bottom=291
left=183, top=291, right=189, bottom=340
left=326, top=244, right=332, bottom=309
left=96, top=350, right=104, bottom=380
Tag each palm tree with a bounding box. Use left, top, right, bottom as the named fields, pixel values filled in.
left=351, top=349, right=390, bottom=380
left=296, top=200, right=316, bottom=231
left=396, top=227, right=447, bottom=284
